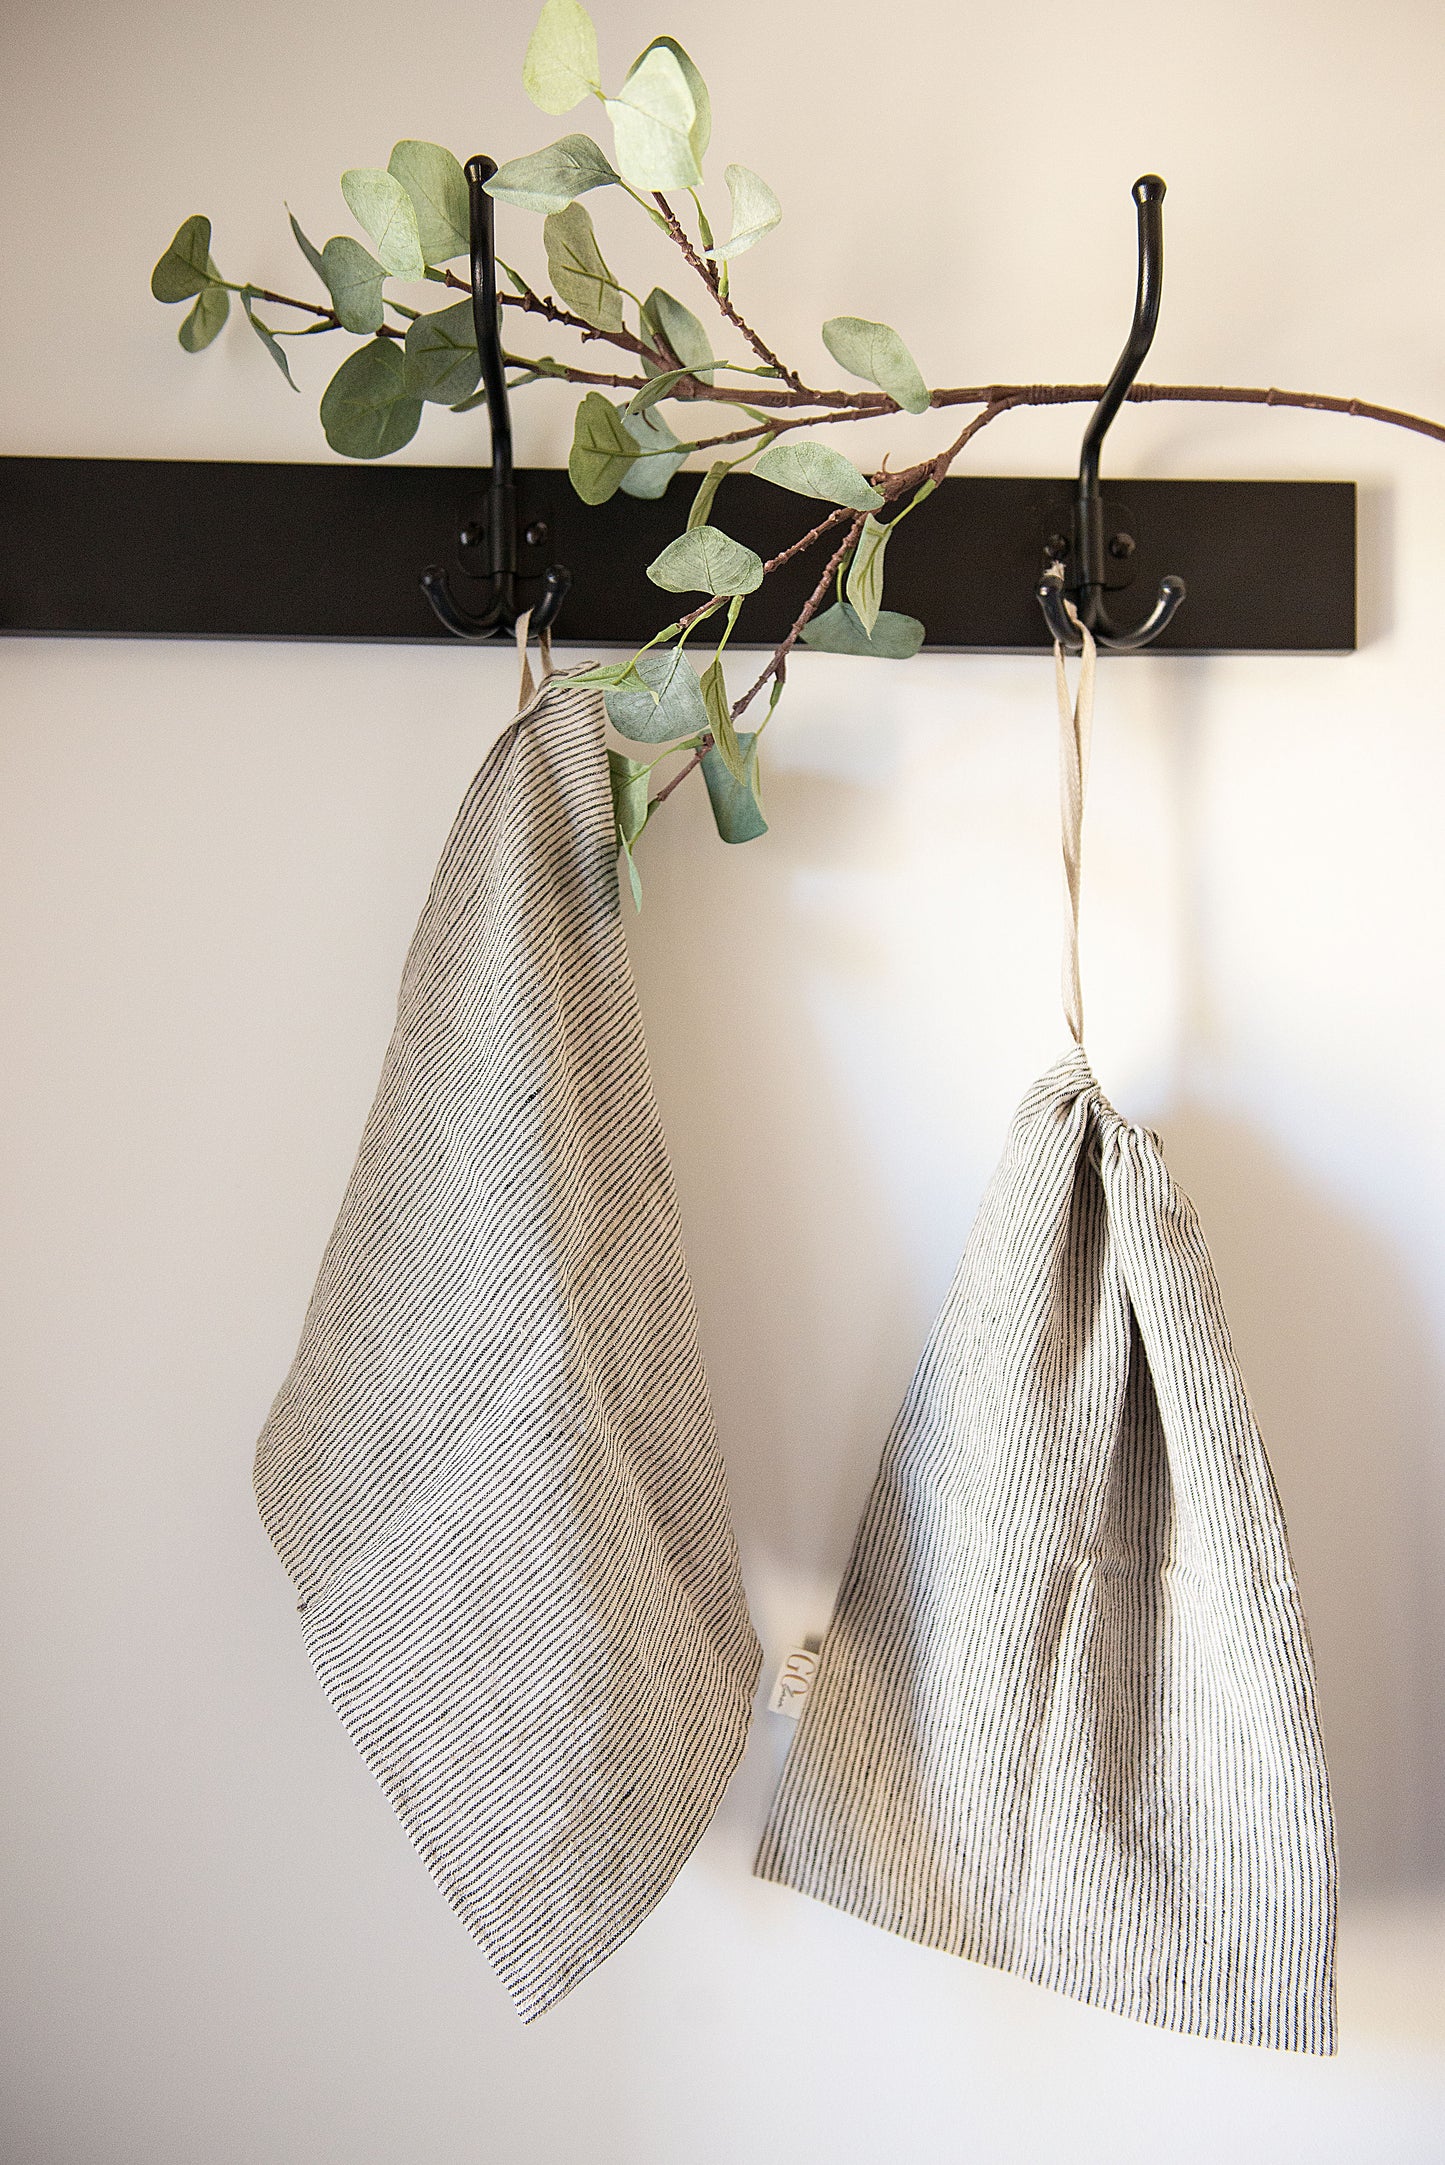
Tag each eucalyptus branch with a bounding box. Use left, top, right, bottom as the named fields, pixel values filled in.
left=182, top=267, right=1445, bottom=466
left=915, top=380, right=1445, bottom=448
left=205, top=278, right=413, bottom=340
left=665, top=378, right=876, bottom=410
left=675, top=595, right=730, bottom=638
left=499, top=286, right=660, bottom=367
left=150, top=0, right=1445, bottom=869
left=650, top=192, right=809, bottom=393
left=1133, top=381, right=1445, bottom=446
left=759, top=503, right=856, bottom=575
left=735, top=521, right=863, bottom=720
left=874, top=398, right=1019, bottom=498
left=481, top=314, right=1445, bottom=455
left=648, top=738, right=711, bottom=808
left=687, top=405, right=883, bottom=452
left=683, top=377, right=1445, bottom=458
left=347, top=252, right=1445, bottom=455
left=505, top=352, right=649, bottom=390
left=242, top=285, right=338, bottom=322
left=489, top=266, right=872, bottom=408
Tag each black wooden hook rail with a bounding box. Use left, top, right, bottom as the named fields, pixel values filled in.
left=0, top=168, right=1356, bottom=655
left=0, top=459, right=1355, bottom=652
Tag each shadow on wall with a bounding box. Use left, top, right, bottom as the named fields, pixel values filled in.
left=629, top=738, right=958, bottom=1600
left=1153, top=649, right=1445, bottom=1907
left=1163, top=1097, right=1445, bottom=1903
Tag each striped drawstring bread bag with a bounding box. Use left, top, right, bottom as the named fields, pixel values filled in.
left=757, top=618, right=1338, bottom=2052
left=256, top=625, right=761, bottom=2023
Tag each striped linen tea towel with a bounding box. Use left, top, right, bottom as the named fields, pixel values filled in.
left=255, top=634, right=761, bottom=2022
left=756, top=620, right=1338, bottom=2052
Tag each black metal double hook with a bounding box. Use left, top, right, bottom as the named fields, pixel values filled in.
left=420, top=156, right=571, bottom=641
left=1037, top=176, right=1186, bottom=654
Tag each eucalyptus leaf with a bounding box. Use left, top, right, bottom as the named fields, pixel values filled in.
left=241, top=293, right=298, bottom=389
left=570, top=661, right=635, bottom=686
left=485, top=133, right=619, bottom=215
left=702, top=730, right=768, bottom=843
left=340, top=168, right=425, bottom=280
left=569, top=390, right=641, bottom=502
left=289, top=216, right=388, bottom=333
left=626, top=366, right=693, bottom=414
left=609, top=747, right=651, bottom=847
left=544, top=202, right=623, bottom=331
left=403, top=301, right=480, bottom=404
left=708, top=164, right=781, bottom=262
left=179, top=284, right=229, bottom=351
left=618, top=403, right=688, bottom=500
left=631, top=36, right=710, bottom=161
left=388, top=140, right=469, bottom=264
left=641, top=287, right=714, bottom=382
left=801, top=599, right=925, bottom=657
left=609, top=746, right=651, bottom=903
left=287, top=210, right=328, bottom=284
left=620, top=833, right=644, bottom=909
left=701, top=654, right=746, bottom=782
left=319, top=235, right=387, bottom=334
left=320, top=338, right=423, bottom=459
left=647, top=524, right=763, bottom=597
left=686, top=461, right=729, bottom=530
left=523, top=0, right=601, bottom=114
left=845, top=514, right=890, bottom=633
left=283, top=210, right=327, bottom=283
left=151, top=216, right=219, bottom=303
left=821, top=315, right=930, bottom=414
left=605, top=648, right=709, bottom=741
left=605, top=44, right=700, bottom=192
left=753, top=438, right=883, bottom=511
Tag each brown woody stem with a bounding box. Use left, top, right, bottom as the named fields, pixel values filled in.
left=229, top=270, right=1445, bottom=453
left=761, top=503, right=856, bottom=575
left=649, top=743, right=708, bottom=807
left=922, top=380, right=1445, bottom=447
left=506, top=353, right=649, bottom=390
left=244, top=285, right=336, bottom=321
left=733, top=521, right=863, bottom=721
left=498, top=287, right=661, bottom=367
left=651, top=193, right=809, bottom=392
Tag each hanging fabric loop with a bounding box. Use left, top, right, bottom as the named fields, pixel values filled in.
left=514, top=606, right=554, bottom=711
left=1053, top=585, right=1097, bottom=1047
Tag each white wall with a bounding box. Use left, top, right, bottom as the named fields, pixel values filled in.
left=4, top=1, right=1445, bottom=2158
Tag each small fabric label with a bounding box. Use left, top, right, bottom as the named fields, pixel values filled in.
left=768, top=1647, right=820, bottom=1718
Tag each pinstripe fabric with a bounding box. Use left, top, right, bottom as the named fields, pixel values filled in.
left=758, top=624, right=1336, bottom=2050
left=756, top=1050, right=1337, bottom=2049
left=255, top=667, right=761, bottom=2022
